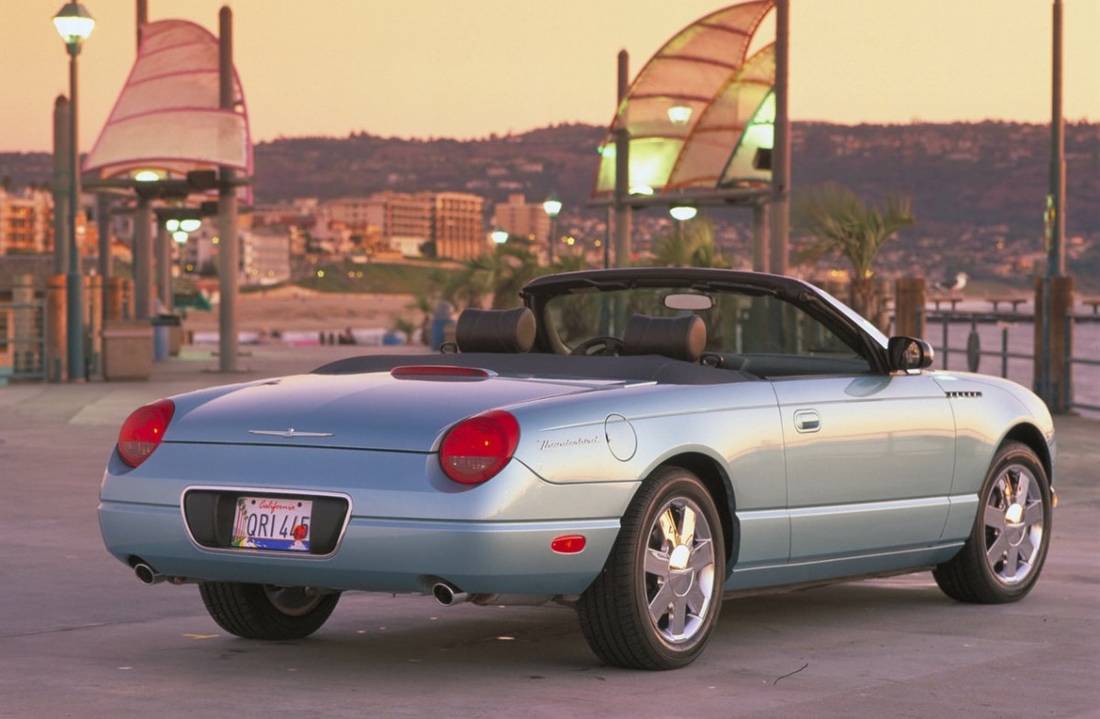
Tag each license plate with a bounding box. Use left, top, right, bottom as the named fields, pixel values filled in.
left=231, top=496, right=313, bottom=552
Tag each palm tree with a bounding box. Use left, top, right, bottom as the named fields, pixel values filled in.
left=447, top=239, right=542, bottom=309
left=794, top=183, right=914, bottom=328
left=650, top=216, right=729, bottom=269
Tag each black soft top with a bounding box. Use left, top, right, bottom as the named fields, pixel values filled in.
left=312, top=352, right=752, bottom=385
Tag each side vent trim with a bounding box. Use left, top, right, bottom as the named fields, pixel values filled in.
left=945, top=390, right=983, bottom=399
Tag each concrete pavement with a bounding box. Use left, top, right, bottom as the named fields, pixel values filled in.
left=1, top=346, right=1098, bottom=717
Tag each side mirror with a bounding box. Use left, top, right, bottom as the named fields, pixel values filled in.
left=888, top=336, right=934, bottom=372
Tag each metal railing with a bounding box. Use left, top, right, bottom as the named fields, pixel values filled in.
left=0, top=301, right=50, bottom=382
left=919, top=307, right=1099, bottom=414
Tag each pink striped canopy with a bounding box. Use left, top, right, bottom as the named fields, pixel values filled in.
left=593, top=0, right=775, bottom=197
left=83, top=19, right=252, bottom=195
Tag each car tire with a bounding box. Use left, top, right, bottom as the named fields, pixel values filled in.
left=933, top=441, right=1052, bottom=603
left=577, top=466, right=726, bottom=670
left=199, top=582, right=340, bottom=640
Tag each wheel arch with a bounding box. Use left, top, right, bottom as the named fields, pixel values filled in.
left=654, top=451, right=739, bottom=572
left=1000, top=422, right=1052, bottom=481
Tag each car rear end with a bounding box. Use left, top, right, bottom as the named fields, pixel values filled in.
left=98, top=369, right=637, bottom=597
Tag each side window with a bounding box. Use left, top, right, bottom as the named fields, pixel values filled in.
left=711, top=295, right=870, bottom=375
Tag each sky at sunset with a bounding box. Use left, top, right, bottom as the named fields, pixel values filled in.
left=1, top=0, right=1098, bottom=152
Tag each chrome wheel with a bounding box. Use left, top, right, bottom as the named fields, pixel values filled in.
left=643, top=497, right=716, bottom=644
left=984, top=464, right=1044, bottom=585
left=263, top=585, right=325, bottom=617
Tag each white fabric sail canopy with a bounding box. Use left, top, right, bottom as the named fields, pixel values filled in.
left=83, top=19, right=252, bottom=190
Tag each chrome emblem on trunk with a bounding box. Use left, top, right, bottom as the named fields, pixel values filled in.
left=248, top=428, right=334, bottom=438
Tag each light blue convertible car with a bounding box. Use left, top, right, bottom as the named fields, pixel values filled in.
left=99, top=268, right=1055, bottom=669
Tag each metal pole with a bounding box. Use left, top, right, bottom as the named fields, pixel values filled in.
left=96, top=193, right=111, bottom=323
left=155, top=221, right=171, bottom=311
left=136, top=0, right=147, bottom=49
left=65, top=45, right=84, bottom=381
left=751, top=202, right=768, bottom=272
left=218, top=5, right=239, bottom=372
left=769, top=0, right=791, bottom=276
left=51, top=95, right=71, bottom=276
left=1039, top=0, right=1066, bottom=408
left=613, top=49, right=631, bottom=267
left=548, top=215, right=557, bottom=265
left=133, top=198, right=152, bottom=319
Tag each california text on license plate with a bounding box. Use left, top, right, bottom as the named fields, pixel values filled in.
left=231, top=496, right=312, bottom=552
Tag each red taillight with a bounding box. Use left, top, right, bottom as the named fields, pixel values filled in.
left=438, top=410, right=519, bottom=485
left=551, top=535, right=587, bottom=554
left=391, top=365, right=490, bottom=379
left=117, top=399, right=175, bottom=468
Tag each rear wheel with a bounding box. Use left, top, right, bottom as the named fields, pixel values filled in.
left=933, top=441, right=1052, bottom=603
left=577, top=466, right=726, bottom=670
left=199, top=582, right=340, bottom=640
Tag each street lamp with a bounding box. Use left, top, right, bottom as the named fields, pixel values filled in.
left=543, top=195, right=562, bottom=264
left=490, top=228, right=509, bottom=245
left=667, top=104, right=693, bottom=126
left=53, top=2, right=95, bottom=382
left=669, top=204, right=697, bottom=247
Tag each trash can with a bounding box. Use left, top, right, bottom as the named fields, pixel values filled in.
left=152, top=315, right=182, bottom=360
left=102, top=321, right=154, bottom=381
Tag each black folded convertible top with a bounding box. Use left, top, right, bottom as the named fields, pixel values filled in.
left=312, top=352, right=752, bottom=385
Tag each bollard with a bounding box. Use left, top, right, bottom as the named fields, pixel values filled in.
left=1033, top=276, right=1075, bottom=412
left=894, top=277, right=926, bottom=339
left=46, top=275, right=67, bottom=381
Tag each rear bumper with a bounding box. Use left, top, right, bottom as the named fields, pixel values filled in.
left=98, top=442, right=634, bottom=595
left=100, top=500, right=618, bottom=594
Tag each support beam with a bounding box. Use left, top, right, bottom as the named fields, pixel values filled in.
left=96, top=193, right=111, bottom=319
left=217, top=5, right=239, bottom=372
left=612, top=49, right=631, bottom=268
left=133, top=198, right=153, bottom=319
left=155, top=221, right=171, bottom=312
left=51, top=95, right=71, bottom=276
left=751, top=202, right=768, bottom=272
left=769, top=0, right=791, bottom=276
left=136, top=0, right=147, bottom=49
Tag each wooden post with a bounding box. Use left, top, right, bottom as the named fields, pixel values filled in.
left=1034, top=275, right=1074, bottom=412
left=895, top=277, right=926, bottom=339
left=46, top=274, right=68, bottom=381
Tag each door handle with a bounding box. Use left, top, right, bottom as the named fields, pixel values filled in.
left=793, top=409, right=821, bottom=433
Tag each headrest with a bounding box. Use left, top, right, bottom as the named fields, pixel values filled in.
left=455, top=307, right=536, bottom=353
left=622, top=314, right=706, bottom=362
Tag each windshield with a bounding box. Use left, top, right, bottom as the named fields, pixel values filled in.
left=544, top=286, right=871, bottom=375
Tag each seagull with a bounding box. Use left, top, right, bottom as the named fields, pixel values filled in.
left=935, top=272, right=968, bottom=292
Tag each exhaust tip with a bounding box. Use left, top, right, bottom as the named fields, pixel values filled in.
left=432, top=582, right=456, bottom=605
left=134, top=562, right=159, bottom=584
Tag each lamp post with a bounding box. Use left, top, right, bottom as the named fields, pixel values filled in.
left=490, top=228, right=509, bottom=245
left=53, top=2, right=95, bottom=382
left=542, top=195, right=562, bottom=265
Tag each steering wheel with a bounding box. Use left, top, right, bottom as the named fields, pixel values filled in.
left=570, top=336, right=624, bottom=357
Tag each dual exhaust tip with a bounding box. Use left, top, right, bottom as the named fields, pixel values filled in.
left=134, top=562, right=163, bottom=585
left=431, top=582, right=469, bottom=606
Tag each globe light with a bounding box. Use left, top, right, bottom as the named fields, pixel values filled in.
left=133, top=169, right=161, bottom=182
left=53, top=3, right=95, bottom=46
left=669, top=205, right=698, bottom=222
left=180, top=218, right=202, bottom=232
left=630, top=185, right=655, bottom=196
left=172, top=230, right=188, bottom=244
left=165, top=219, right=180, bottom=232
left=542, top=197, right=563, bottom=218
left=667, top=104, right=693, bottom=125
left=490, top=229, right=509, bottom=245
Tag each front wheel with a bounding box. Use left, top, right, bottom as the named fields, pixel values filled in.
left=933, top=441, right=1052, bottom=603
left=577, top=466, right=726, bottom=670
left=199, top=582, right=340, bottom=640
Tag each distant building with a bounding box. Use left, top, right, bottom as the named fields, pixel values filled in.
left=491, top=193, right=549, bottom=248
left=0, top=188, right=53, bottom=255
left=430, top=192, right=485, bottom=260
left=243, top=229, right=291, bottom=286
